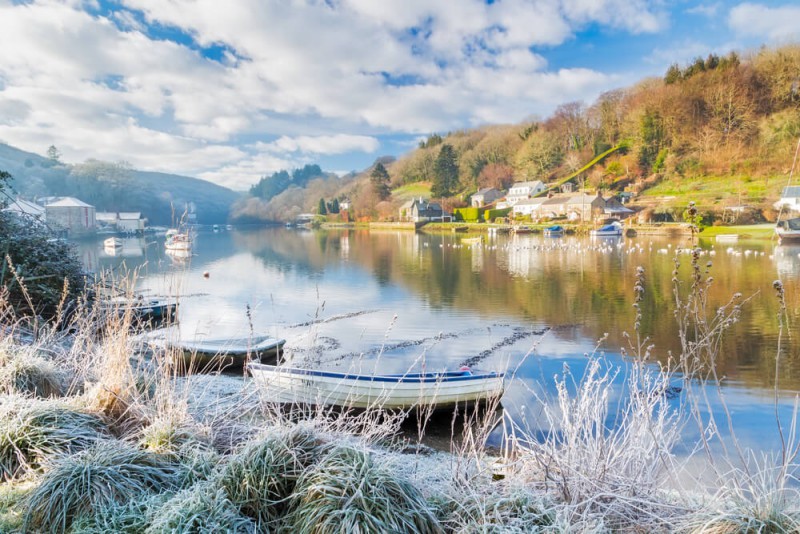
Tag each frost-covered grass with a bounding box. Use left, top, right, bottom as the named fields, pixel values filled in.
left=0, top=261, right=799, bottom=533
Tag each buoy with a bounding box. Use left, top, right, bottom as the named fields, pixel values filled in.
left=203, top=271, right=210, bottom=278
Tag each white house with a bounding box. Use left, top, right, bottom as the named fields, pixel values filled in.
left=511, top=197, right=549, bottom=217
left=505, top=181, right=545, bottom=206
left=775, top=186, right=800, bottom=212
left=45, top=197, right=96, bottom=236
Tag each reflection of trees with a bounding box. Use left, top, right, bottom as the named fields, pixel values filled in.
left=230, top=228, right=800, bottom=391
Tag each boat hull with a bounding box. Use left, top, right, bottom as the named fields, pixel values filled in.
left=248, top=364, right=505, bottom=410
left=150, top=336, right=286, bottom=371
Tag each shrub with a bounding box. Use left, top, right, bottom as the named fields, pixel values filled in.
left=0, top=397, right=108, bottom=480
left=68, top=493, right=168, bottom=534
left=483, top=208, right=510, bottom=222
left=0, top=345, right=65, bottom=397
left=23, top=440, right=182, bottom=533
left=442, top=488, right=555, bottom=533
left=146, top=481, right=257, bottom=534
left=221, top=425, right=320, bottom=526
left=453, top=207, right=481, bottom=222
left=286, top=446, right=442, bottom=533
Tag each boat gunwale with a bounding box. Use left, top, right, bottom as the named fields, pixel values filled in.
left=248, top=362, right=504, bottom=384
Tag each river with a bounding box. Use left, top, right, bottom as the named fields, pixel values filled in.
left=73, top=226, right=800, bottom=455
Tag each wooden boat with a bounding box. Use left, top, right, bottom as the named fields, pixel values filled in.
left=590, top=221, right=623, bottom=237
left=247, top=363, right=505, bottom=410
left=544, top=225, right=564, bottom=236
left=149, top=335, right=286, bottom=371
left=104, top=237, right=122, bottom=248
left=452, top=225, right=468, bottom=233
left=511, top=225, right=532, bottom=234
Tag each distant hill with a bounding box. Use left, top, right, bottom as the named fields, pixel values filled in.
left=0, top=143, right=239, bottom=225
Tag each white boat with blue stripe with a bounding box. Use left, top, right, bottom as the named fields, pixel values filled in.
left=247, top=363, right=505, bottom=410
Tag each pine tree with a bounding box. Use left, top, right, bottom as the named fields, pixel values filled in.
left=370, top=163, right=391, bottom=201
left=318, top=198, right=327, bottom=215
left=431, top=144, right=459, bottom=198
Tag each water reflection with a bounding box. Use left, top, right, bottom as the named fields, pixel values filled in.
left=70, top=228, right=800, bottom=454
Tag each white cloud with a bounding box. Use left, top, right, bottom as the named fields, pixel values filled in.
left=729, top=3, right=800, bottom=42
left=0, top=0, right=667, bottom=190
left=686, top=3, right=721, bottom=18
left=264, top=135, right=380, bottom=156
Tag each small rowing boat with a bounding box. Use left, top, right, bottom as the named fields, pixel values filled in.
left=97, top=296, right=177, bottom=327
left=247, top=363, right=505, bottom=410
left=149, top=335, right=286, bottom=371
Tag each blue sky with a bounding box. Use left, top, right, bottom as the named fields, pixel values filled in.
left=0, top=0, right=797, bottom=190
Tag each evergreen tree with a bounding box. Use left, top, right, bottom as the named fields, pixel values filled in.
left=370, top=162, right=391, bottom=201
left=46, top=145, right=61, bottom=164
left=331, top=198, right=340, bottom=213
left=318, top=197, right=327, bottom=215
left=431, top=144, right=459, bottom=198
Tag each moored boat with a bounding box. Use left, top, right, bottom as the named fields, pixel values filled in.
left=511, top=225, right=532, bottom=234
left=544, top=225, right=564, bottom=236
left=776, top=218, right=800, bottom=242
left=165, top=229, right=192, bottom=252
left=247, top=363, right=505, bottom=410
left=97, top=296, right=177, bottom=327
left=590, top=221, right=623, bottom=237
left=149, top=335, right=286, bottom=371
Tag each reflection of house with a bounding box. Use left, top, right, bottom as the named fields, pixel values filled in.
left=399, top=198, right=450, bottom=222
left=505, top=181, right=545, bottom=206
left=471, top=187, right=503, bottom=207
left=511, top=192, right=631, bottom=222
left=118, top=212, right=145, bottom=233
left=774, top=186, right=800, bottom=212
left=45, top=197, right=96, bottom=236
left=3, top=197, right=46, bottom=224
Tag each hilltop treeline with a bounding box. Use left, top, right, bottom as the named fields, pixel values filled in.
left=388, top=45, right=799, bottom=198
left=234, top=44, right=800, bottom=222
left=232, top=164, right=358, bottom=223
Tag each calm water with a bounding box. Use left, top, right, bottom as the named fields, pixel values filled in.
left=74, top=227, right=800, bottom=453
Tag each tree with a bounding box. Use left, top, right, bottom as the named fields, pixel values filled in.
left=370, top=163, right=391, bottom=201
left=638, top=110, right=665, bottom=173
left=328, top=198, right=340, bottom=214
left=431, top=144, right=459, bottom=198
left=46, top=145, right=61, bottom=164
left=318, top=198, right=327, bottom=215
left=664, top=63, right=681, bottom=84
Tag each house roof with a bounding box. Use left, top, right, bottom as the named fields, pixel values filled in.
left=96, top=212, right=118, bottom=222
left=119, top=212, right=141, bottom=220
left=45, top=197, right=93, bottom=208
left=513, top=197, right=549, bottom=207
left=475, top=187, right=500, bottom=196
left=4, top=197, right=45, bottom=217
left=782, top=186, right=800, bottom=198
left=510, top=180, right=544, bottom=190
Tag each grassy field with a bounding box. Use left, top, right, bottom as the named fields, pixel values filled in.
left=637, top=173, right=786, bottom=212
left=392, top=182, right=432, bottom=201
left=698, top=224, right=778, bottom=240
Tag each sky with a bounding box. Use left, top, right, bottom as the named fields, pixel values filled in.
left=0, top=0, right=797, bottom=191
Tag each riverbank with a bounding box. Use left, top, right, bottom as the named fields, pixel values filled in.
left=2, top=266, right=798, bottom=532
